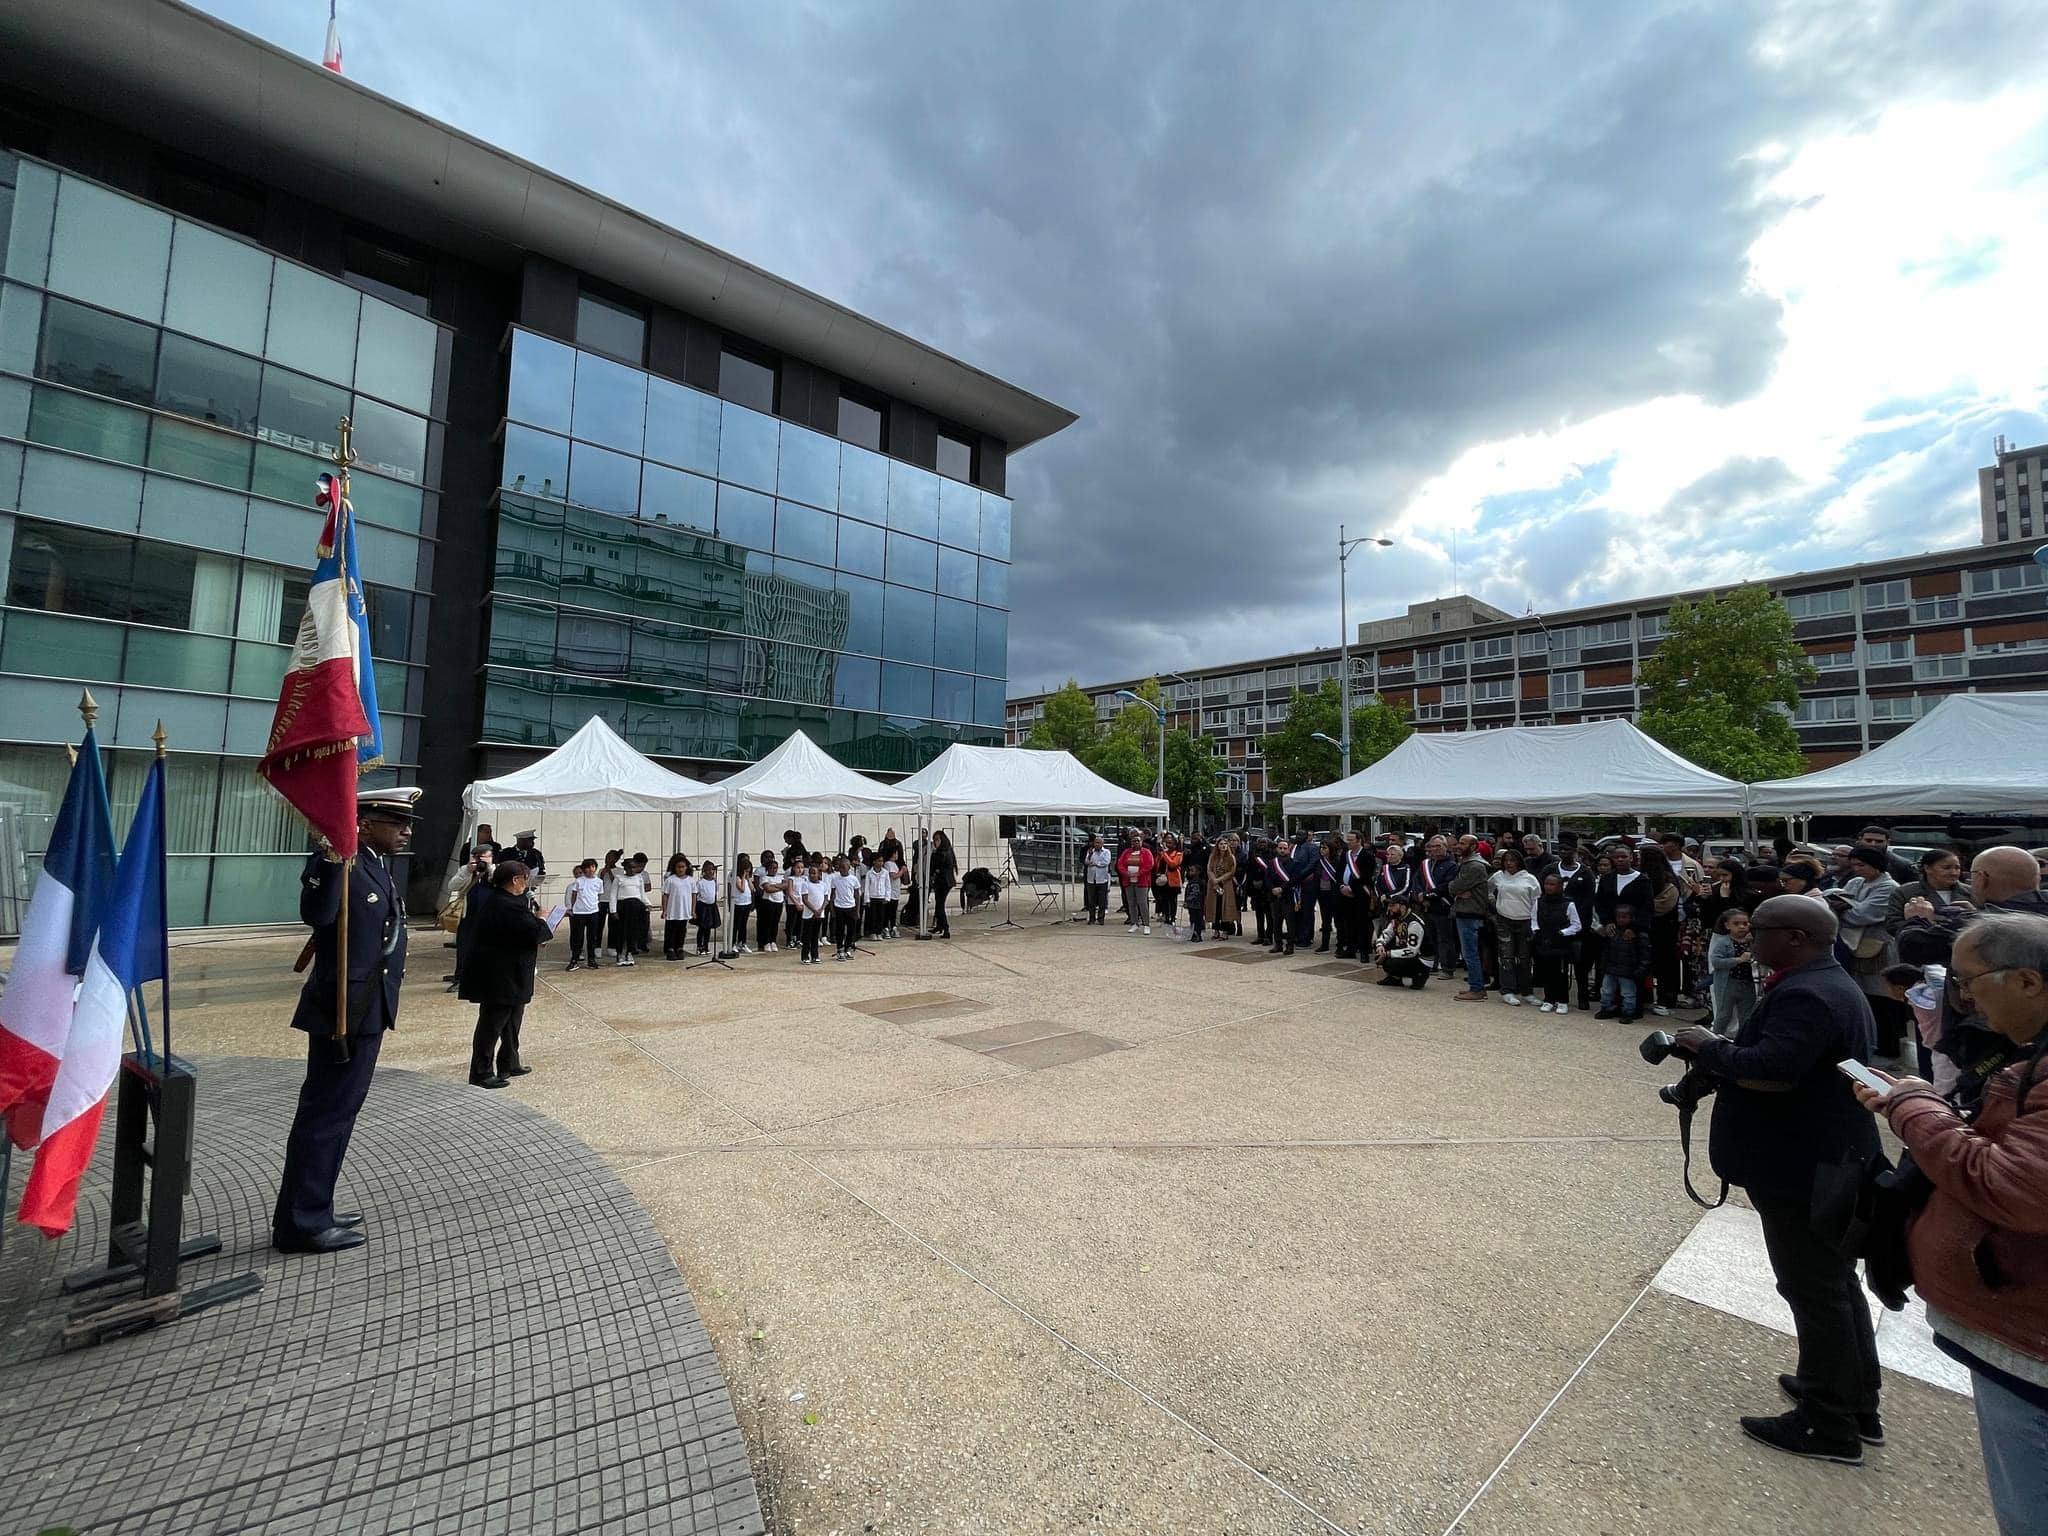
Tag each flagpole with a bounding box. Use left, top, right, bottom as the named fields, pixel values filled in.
left=332, top=417, right=356, bottom=1050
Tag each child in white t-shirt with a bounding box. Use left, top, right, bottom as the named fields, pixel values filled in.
left=660, top=855, right=694, bottom=962
left=614, top=855, right=652, bottom=966
left=799, top=856, right=829, bottom=964
left=731, top=853, right=756, bottom=955
left=755, top=853, right=784, bottom=953
left=693, top=862, right=720, bottom=955
left=862, top=853, right=892, bottom=940
left=566, top=860, right=604, bottom=970
left=828, top=853, right=863, bottom=960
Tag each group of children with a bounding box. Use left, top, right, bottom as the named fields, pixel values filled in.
left=558, top=845, right=908, bottom=968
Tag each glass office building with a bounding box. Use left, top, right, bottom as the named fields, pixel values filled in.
left=0, top=3, right=1073, bottom=929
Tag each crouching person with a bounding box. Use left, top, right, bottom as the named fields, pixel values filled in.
left=1373, top=898, right=1430, bottom=990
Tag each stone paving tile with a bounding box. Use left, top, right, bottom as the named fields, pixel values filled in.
left=0, top=1058, right=762, bottom=1536
left=841, top=990, right=963, bottom=1015
left=866, top=1000, right=989, bottom=1026
left=983, top=1030, right=1130, bottom=1070
left=941, top=1019, right=1072, bottom=1050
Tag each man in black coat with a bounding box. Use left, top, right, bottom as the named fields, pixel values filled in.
left=1674, top=895, right=1884, bottom=1465
left=460, top=859, right=556, bottom=1088
left=272, top=787, right=419, bottom=1255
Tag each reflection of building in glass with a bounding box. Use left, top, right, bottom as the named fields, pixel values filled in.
left=0, top=2, right=1074, bottom=929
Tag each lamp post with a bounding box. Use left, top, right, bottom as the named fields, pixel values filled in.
left=1114, top=689, right=1167, bottom=808
left=1337, top=526, right=1394, bottom=781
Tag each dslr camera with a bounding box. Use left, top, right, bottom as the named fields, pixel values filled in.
left=1641, top=1030, right=1726, bottom=1209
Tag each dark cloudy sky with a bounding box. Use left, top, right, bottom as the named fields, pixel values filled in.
left=208, top=1, right=2048, bottom=694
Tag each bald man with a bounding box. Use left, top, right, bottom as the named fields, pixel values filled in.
left=1672, top=894, right=1885, bottom=1464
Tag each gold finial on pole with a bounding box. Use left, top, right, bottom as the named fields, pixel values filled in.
left=79, top=688, right=99, bottom=729
left=334, top=415, right=355, bottom=470
left=153, top=719, right=169, bottom=759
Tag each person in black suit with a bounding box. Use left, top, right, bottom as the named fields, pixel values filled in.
left=272, top=787, right=419, bottom=1255
left=1673, top=895, right=1885, bottom=1464
left=461, top=859, right=556, bottom=1088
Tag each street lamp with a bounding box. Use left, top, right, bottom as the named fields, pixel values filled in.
left=1337, top=526, right=1394, bottom=780
left=1114, top=688, right=1166, bottom=805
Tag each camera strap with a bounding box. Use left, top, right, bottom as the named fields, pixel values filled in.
left=1678, top=1103, right=1728, bottom=1210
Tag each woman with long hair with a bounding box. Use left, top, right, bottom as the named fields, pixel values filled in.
left=929, top=830, right=959, bottom=938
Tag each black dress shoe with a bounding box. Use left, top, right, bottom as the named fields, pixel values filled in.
left=501, top=1064, right=533, bottom=1077
left=1316, top=942, right=1330, bottom=953
left=470, top=1074, right=509, bottom=1090
left=334, top=1212, right=363, bottom=1228
left=1779, top=1375, right=1885, bottom=1445
left=1740, top=1409, right=1862, bottom=1465
left=273, top=1225, right=367, bottom=1254
left=1376, top=974, right=1404, bottom=987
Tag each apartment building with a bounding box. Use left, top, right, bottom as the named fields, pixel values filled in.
left=1007, top=539, right=2048, bottom=818
left=1981, top=435, right=2048, bottom=546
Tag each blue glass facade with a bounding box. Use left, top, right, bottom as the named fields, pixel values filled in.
left=0, top=154, right=442, bottom=925
left=486, top=328, right=1011, bottom=771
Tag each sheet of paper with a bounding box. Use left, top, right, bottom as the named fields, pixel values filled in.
left=545, top=903, right=568, bottom=932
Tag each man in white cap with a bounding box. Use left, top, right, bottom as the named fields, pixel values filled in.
left=509, top=828, right=545, bottom=883
left=272, top=785, right=419, bottom=1254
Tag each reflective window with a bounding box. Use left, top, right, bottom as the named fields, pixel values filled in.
left=975, top=677, right=1006, bottom=727
left=347, top=469, right=424, bottom=533
left=640, top=463, right=715, bottom=531
left=156, top=334, right=260, bottom=431
left=976, top=605, right=1008, bottom=677
left=39, top=298, right=156, bottom=403
left=265, top=262, right=360, bottom=384
left=933, top=669, right=974, bottom=724
left=831, top=653, right=880, bottom=712
left=715, top=484, right=773, bottom=550
left=163, top=222, right=271, bottom=355
left=936, top=432, right=973, bottom=483
left=838, top=393, right=882, bottom=451
left=836, top=571, right=883, bottom=656
left=47, top=176, right=171, bottom=322
left=0, top=282, right=38, bottom=375
left=644, top=376, right=721, bottom=476
left=937, top=544, right=977, bottom=601
left=571, top=350, right=647, bottom=455
left=354, top=295, right=436, bottom=415
left=718, top=349, right=776, bottom=412
left=774, top=499, right=836, bottom=567
left=881, top=662, right=933, bottom=719
left=717, top=400, right=778, bottom=492
left=506, top=328, right=575, bottom=434
left=979, top=557, right=1009, bottom=608
left=886, top=531, right=937, bottom=591
left=0, top=610, right=124, bottom=681
left=576, top=290, right=645, bottom=364
left=257, top=365, right=350, bottom=459
left=777, top=421, right=839, bottom=511
left=148, top=416, right=251, bottom=490
left=4, top=161, right=57, bottom=287
left=935, top=596, right=976, bottom=662
left=501, top=424, right=570, bottom=498
left=836, top=515, right=884, bottom=579
left=980, top=493, right=1011, bottom=561
left=887, top=459, right=939, bottom=538
left=7, top=519, right=133, bottom=618
left=882, top=583, right=935, bottom=665
left=567, top=440, right=640, bottom=515
left=839, top=443, right=887, bottom=527
left=28, top=389, right=148, bottom=464
left=938, top=475, right=979, bottom=550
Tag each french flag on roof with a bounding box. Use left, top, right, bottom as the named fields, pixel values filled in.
left=0, top=721, right=117, bottom=1155
left=323, top=0, right=343, bottom=74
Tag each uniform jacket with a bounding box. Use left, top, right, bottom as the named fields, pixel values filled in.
left=458, top=887, right=554, bottom=1007
left=1693, top=956, right=1881, bottom=1199
left=1423, top=855, right=1459, bottom=914
left=290, top=847, right=407, bottom=1037
left=1888, top=1062, right=2048, bottom=1369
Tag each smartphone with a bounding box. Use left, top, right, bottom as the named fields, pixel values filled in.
left=1837, top=1059, right=1892, bottom=1098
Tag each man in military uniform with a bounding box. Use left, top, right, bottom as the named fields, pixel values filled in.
left=271, top=787, right=419, bottom=1255
left=509, top=829, right=545, bottom=882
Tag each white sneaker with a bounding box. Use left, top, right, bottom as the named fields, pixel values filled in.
left=1559, top=1003, right=1574, bottom=1013
left=1503, top=993, right=1521, bottom=1006
left=1650, top=1005, right=1671, bottom=1017
left=618, top=956, right=635, bottom=968
left=1142, top=926, right=1152, bottom=935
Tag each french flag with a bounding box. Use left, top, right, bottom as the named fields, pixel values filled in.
left=16, top=753, right=169, bottom=1238
left=0, top=724, right=117, bottom=1154
left=323, top=1, right=343, bottom=74
left=257, top=472, right=381, bottom=859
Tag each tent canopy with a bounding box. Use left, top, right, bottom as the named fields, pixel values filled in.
left=676, top=729, right=920, bottom=816
left=1749, top=691, right=2048, bottom=815
left=1281, top=719, right=1749, bottom=818
left=895, top=744, right=1169, bottom=817
left=461, top=715, right=708, bottom=816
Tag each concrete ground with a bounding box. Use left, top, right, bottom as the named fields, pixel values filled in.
left=148, top=899, right=1993, bottom=1536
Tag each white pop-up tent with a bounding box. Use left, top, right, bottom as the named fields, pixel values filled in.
left=1281, top=719, right=1750, bottom=819
left=462, top=715, right=708, bottom=818
left=1749, top=691, right=2048, bottom=815
left=897, top=744, right=1170, bottom=920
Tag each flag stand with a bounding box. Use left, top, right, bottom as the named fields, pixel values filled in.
left=58, top=722, right=260, bottom=1349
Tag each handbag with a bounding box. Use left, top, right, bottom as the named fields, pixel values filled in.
left=1809, top=1148, right=1914, bottom=1311
left=1850, top=929, right=1887, bottom=961
left=438, top=894, right=465, bottom=933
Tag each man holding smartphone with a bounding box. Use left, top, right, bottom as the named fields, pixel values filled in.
left=1672, top=895, right=1885, bottom=1465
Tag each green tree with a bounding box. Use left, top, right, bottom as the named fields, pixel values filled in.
left=1163, top=728, right=1227, bottom=825
left=1261, top=679, right=1414, bottom=799
left=1080, top=733, right=1156, bottom=794
left=1635, top=586, right=1816, bottom=781
left=1024, top=680, right=1098, bottom=754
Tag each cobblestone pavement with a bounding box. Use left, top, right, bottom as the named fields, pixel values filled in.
left=0, top=1057, right=763, bottom=1536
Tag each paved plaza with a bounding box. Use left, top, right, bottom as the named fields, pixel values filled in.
left=2, top=899, right=1998, bottom=1534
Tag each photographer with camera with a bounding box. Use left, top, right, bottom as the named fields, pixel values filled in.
left=1665, top=895, right=1885, bottom=1465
